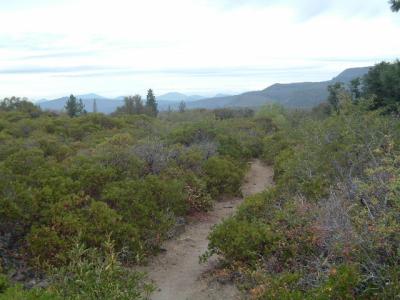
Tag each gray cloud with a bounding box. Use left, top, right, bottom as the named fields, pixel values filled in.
left=52, top=65, right=322, bottom=79
left=0, top=33, right=67, bottom=51
left=211, top=0, right=389, bottom=20
left=0, top=65, right=114, bottom=75
left=20, top=51, right=96, bottom=60
left=0, top=0, right=54, bottom=11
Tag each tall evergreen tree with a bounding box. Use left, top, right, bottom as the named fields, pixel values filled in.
left=78, top=99, right=85, bottom=115
left=363, top=60, right=400, bottom=112
left=133, top=95, right=144, bottom=114
left=0, top=97, right=39, bottom=113
left=145, top=89, right=158, bottom=117
left=179, top=100, right=186, bottom=113
left=327, top=83, right=345, bottom=113
left=65, top=94, right=85, bottom=117
left=93, top=99, right=98, bottom=113
left=123, top=96, right=135, bottom=114
left=115, top=95, right=144, bottom=115
left=349, top=78, right=361, bottom=101
left=390, top=0, right=400, bottom=12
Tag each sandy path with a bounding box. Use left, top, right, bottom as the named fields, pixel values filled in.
left=143, top=160, right=274, bottom=300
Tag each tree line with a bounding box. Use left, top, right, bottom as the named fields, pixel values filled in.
left=64, top=89, right=159, bottom=117
left=327, top=60, right=400, bottom=114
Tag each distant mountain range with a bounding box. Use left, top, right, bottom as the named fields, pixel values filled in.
left=187, top=67, right=371, bottom=109
left=38, top=66, right=370, bottom=113
left=38, top=93, right=226, bottom=114
left=157, top=92, right=205, bottom=102
left=39, top=94, right=123, bottom=114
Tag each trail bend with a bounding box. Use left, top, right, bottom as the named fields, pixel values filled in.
left=143, top=160, right=274, bottom=300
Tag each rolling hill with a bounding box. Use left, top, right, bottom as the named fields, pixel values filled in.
left=38, top=92, right=207, bottom=114
left=39, top=95, right=123, bottom=114
left=188, top=67, right=371, bottom=109
left=157, top=92, right=206, bottom=102
left=38, top=67, right=370, bottom=113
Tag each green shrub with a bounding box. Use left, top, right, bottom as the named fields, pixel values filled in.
left=0, top=102, right=262, bottom=291
left=28, top=193, right=144, bottom=266
left=138, top=176, right=187, bottom=215
left=0, top=285, right=59, bottom=300
left=101, top=177, right=185, bottom=254
left=50, top=240, right=153, bottom=300
left=205, top=101, right=400, bottom=298
left=183, top=173, right=213, bottom=212
left=262, top=132, right=291, bottom=165
left=205, top=218, right=273, bottom=265
left=309, top=265, right=361, bottom=300
left=252, top=265, right=361, bottom=300
left=0, top=274, right=10, bottom=294
left=27, top=226, right=70, bottom=266
left=203, top=156, right=244, bottom=197
left=217, top=135, right=247, bottom=160
left=235, top=189, right=278, bottom=222
left=168, top=122, right=216, bottom=146
left=255, top=272, right=304, bottom=300
left=68, top=156, right=118, bottom=197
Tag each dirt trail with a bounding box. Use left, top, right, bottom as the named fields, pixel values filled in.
left=143, top=160, right=274, bottom=300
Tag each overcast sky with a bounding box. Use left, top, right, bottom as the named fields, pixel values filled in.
left=0, top=0, right=399, bottom=100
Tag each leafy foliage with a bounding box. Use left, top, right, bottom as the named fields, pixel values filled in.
left=50, top=239, right=154, bottom=300
left=0, top=98, right=270, bottom=296
left=203, top=157, right=244, bottom=197
left=362, top=60, right=400, bottom=112
left=145, top=89, right=158, bottom=117
left=115, top=95, right=145, bottom=115
left=390, top=0, right=400, bottom=12
left=65, top=95, right=85, bottom=117
left=205, top=98, right=400, bottom=298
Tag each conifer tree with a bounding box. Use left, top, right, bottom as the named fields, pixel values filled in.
left=93, top=99, right=98, bottom=113
left=179, top=100, right=186, bottom=113
left=65, top=94, right=85, bottom=117
left=390, top=0, right=400, bottom=12
left=133, top=95, right=144, bottom=114
left=115, top=95, right=144, bottom=115
left=145, top=89, right=158, bottom=117
left=327, top=83, right=345, bottom=113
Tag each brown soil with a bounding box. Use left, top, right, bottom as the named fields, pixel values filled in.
left=142, top=160, right=274, bottom=300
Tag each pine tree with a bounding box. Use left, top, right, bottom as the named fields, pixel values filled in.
left=145, top=89, right=158, bottom=117
left=133, top=95, right=144, bottom=114
left=123, top=96, right=135, bottom=114
left=93, top=99, right=98, bottom=113
left=327, top=83, right=345, bottom=113
left=179, top=100, right=186, bottom=113
left=390, top=0, right=400, bottom=12
left=349, top=78, right=361, bottom=101
left=78, top=99, right=85, bottom=115
left=65, top=94, right=85, bottom=117
left=115, top=95, right=144, bottom=115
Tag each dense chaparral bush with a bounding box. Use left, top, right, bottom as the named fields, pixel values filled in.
left=2, top=60, right=399, bottom=298
left=0, top=97, right=269, bottom=298
left=205, top=91, right=400, bottom=298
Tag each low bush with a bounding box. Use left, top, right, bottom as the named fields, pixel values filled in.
left=0, top=99, right=256, bottom=295
left=50, top=240, right=153, bottom=300
left=203, top=156, right=244, bottom=198
left=205, top=100, right=400, bottom=299
left=205, top=218, right=272, bottom=265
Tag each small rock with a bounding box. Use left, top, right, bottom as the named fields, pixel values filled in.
left=36, top=280, right=50, bottom=289
left=13, top=272, right=26, bottom=282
